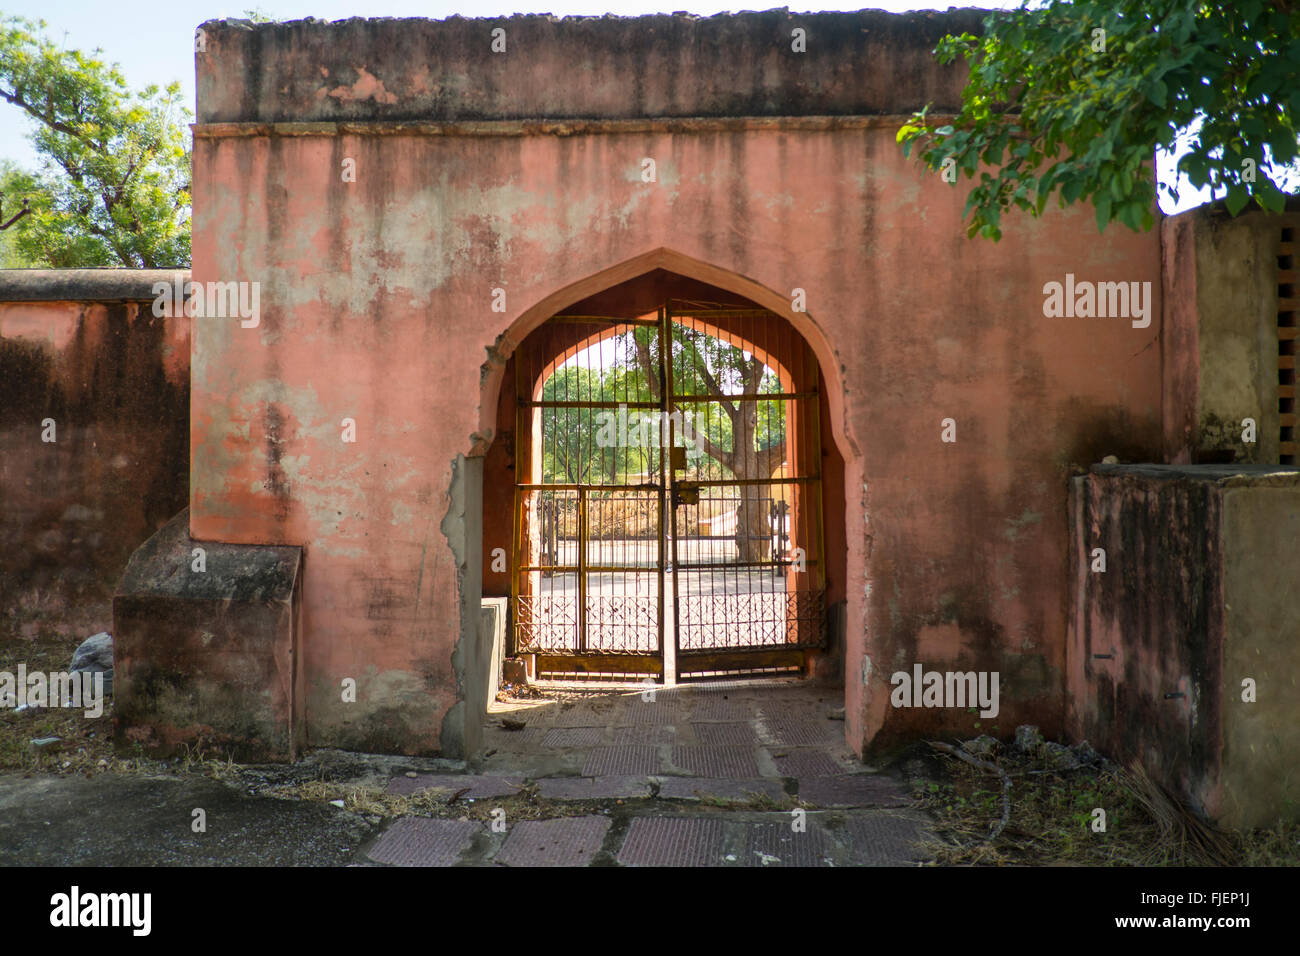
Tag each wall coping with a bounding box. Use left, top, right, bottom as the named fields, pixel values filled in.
left=1090, top=463, right=1300, bottom=486
left=196, top=9, right=987, bottom=124
left=0, top=269, right=190, bottom=303
left=190, top=113, right=950, bottom=139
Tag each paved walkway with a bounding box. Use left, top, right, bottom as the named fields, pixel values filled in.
left=360, top=680, right=932, bottom=866
left=0, top=682, right=933, bottom=867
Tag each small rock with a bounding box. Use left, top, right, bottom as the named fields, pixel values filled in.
left=961, top=735, right=999, bottom=758
left=71, top=632, right=113, bottom=671
left=70, top=633, right=114, bottom=696
left=1041, top=741, right=1080, bottom=770
left=1101, top=455, right=1119, bottom=464
left=1014, top=725, right=1045, bottom=755
left=404, top=771, right=418, bottom=778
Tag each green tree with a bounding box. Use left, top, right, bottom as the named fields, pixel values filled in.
left=0, top=160, right=36, bottom=266
left=0, top=15, right=191, bottom=267
left=898, top=1, right=1300, bottom=240
left=630, top=323, right=785, bottom=562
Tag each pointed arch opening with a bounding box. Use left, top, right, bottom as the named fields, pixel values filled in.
left=478, top=263, right=848, bottom=688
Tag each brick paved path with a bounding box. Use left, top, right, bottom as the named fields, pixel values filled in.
left=362, top=681, right=933, bottom=867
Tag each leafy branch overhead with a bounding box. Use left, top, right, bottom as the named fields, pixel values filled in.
left=898, top=0, right=1300, bottom=240
left=0, top=15, right=191, bottom=267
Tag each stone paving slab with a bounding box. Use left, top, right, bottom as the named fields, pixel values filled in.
left=843, top=812, right=932, bottom=865
left=366, top=817, right=479, bottom=866
left=671, top=744, right=760, bottom=777
left=689, top=697, right=758, bottom=721
left=797, top=774, right=912, bottom=808
left=771, top=748, right=846, bottom=778
left=757, top=701, right=832, bottom=723
left=612, top=724, right=677, bottom=744
left=536, top=775, right=653, bottom=800
left=656, top=776, right=787, bottom=803
left=764, top=718, right=841, bottom=747
left=385, top=774, right=524, bottom=799
left=542, top=727, right=603, bottom=747
left=617, top=816, right=728, bottom=867
left=740, top=820, right=836, bottom=867
left=582, top=745, right=660, bottom=776
left=615, top=700, right=680, bottom=725
left=693, top=721, right=759, bottom=745
left=495, top=816, right=612, bottom=867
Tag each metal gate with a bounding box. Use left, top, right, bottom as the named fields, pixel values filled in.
left=511, top=301, right=825, bottom=682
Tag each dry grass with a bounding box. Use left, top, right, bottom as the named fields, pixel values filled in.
left=913, top=747, right=1300, bottom=867
left=1, top=596, right=120, bottom=776
left=1118, top=761, right=1238, bottom=867
left=0, top=597, right=248, bottom=781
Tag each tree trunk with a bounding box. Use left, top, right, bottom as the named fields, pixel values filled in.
left=732, top=401, right=777, bottom=563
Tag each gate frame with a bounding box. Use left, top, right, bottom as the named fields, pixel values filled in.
left=507, top=294, right=830, bottom=682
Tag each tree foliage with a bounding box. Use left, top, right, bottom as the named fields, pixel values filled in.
left=898, top=0, right=1300, bottom=240
left=540, top=323, right=788, bottom=561
left=0, top=15, right=191, bottom=267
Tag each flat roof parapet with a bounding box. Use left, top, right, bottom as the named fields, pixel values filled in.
left=195, top=8, right=987, bottom=125
left=0, top=269, right=191, bottom=303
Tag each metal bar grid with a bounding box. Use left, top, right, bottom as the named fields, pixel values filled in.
left=510, top=302, right=827, bottom=675
left=665, top=301, right=827, bottom=664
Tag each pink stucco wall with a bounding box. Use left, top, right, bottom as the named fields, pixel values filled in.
left=0, top=289, right=190, bottom=606
left=190, top=13, right=1164, bottom=756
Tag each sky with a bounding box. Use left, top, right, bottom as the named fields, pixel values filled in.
left=0, top=0, right=1212, bottom=213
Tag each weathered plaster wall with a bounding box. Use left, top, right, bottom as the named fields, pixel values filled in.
left=1220, top=481, right=1300, bottom=828
left=1067, top=466, right=1225, bottom=814
left=1161, top=203, right=1300, bottom=464
left=1068, top=464, right=1300, bottom=829
left=189, top=12, right=1164, bottom=757
left=0, top=273, right=190, bottom=605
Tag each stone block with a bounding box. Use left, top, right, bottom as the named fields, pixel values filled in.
left=112, top=509, right=303, bottom=761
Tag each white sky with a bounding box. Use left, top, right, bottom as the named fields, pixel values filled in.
left=0, top=1, right=1216, bottom=213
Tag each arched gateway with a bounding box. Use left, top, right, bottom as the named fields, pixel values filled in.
left=483, top=272, right=846, bottom=684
